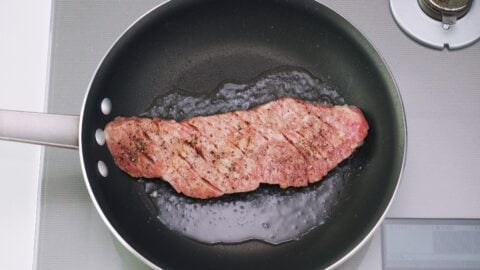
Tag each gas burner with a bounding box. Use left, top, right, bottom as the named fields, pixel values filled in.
left=390, top=0, right=480, bottom=49
left=419, top=0, right=472, bottom=26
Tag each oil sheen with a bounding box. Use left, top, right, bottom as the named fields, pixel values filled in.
left=141, top=67, right=359, bottom=244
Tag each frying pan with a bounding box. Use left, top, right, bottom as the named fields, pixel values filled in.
left=0, top=0, right=406, bottom=269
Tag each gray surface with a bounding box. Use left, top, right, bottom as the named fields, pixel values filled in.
left=36, top=1, right=160, bottom=269
left=383, top=219, right=480, bottom=269
left=35, top=0, right=480, bottom=269
left=326, top=0, right=480, bottom=220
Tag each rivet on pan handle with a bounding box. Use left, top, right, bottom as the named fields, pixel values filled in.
left=0, top=110, right=79, bottom=149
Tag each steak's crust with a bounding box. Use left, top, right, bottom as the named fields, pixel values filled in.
left=104, top=97, right=369, bottom=199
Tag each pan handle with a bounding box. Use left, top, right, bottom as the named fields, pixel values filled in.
left=0, top=110, right=79, bottom=149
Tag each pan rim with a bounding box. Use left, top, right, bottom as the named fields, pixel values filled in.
left=78, top=1, right=172, bottom=269
left=78, top=0, right=407, bottom=269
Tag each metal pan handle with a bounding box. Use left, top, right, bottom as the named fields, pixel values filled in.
left=0, top=110, right=79, bottom=149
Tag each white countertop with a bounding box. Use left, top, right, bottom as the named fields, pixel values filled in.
left=0, top=1, right=51, bottom=269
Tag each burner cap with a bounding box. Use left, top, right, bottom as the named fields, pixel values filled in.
left=390, top=0, right=480, bottom=49
left=419, top=0, right=473, bottom=21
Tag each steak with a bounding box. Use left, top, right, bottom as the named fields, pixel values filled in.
left=104, top=97, right=369, bottom=199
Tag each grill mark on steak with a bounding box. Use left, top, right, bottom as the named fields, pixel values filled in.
left=182, top=137, right=207, bottom=162
left=178, top=126, right=207, bottom=162
left=276, top=99, right=347, bottom=165
left=279, top=133, right=308, bottom=168
left=293, top=99, right=346, bottom=143
left=258, top=103, right=312, bottom=163
left=228, top=114, right=253, bottom=153
left=141, top=130, right=151, bottom=141
left=237, top=110, right=309, bottom=187
left=301, top=103, right=370, bottom=164
left=232, top=112, right=282, bottom=183
left=294, top=129, right=330, bottom=162
left=214, top=122, right=249, bottom=156
left=191, top=118, right=251, bottom=165
left=182, top=119, right=253, bottom=193
left=284, top=99, right=341, bottom=146
left=176, top=154, right=223, bottom=193
left=118, top=126, right=155, bottom=164
left=193, top=118, right=248, bottom=156
left=232, top=112, right=270, bottom=142
left=186, top=121, right=233, bottom=159
left=231, top=113, right=251, bottom=126
left=225, top=139, right=246, bottom=155
left=137, top=147, right=155, bottom=164
left=162, top=163, right=193, bottom=195
left=306, top=112, right=351, bottom=163
left=179, top=139, right=235, bottom=192
left=178, top=145, right=231, bottom=192
left=262, top=100, right=332, bottom=165
left=291, top=129, right=325, bottom=160
left=107, top=119, right=197, bottom=194
left=182, top=122, right=201, bottom=133
left=296, top=117, right=345, bottom=167
left=313, top=115, right=343, bottom=141
left=120, top=127, right=155, bottom=165
left=191, top=142, right=207, bottom=161
left=166, top=155, right=220, bottom=197
left=231, top=113, right=256, bottom=135
left=183, top=139, right=206, bottom=161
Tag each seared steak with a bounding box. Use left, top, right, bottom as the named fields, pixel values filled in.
left=104, top=97, right=369, bottom=199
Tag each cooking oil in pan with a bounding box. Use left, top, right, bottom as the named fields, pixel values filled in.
left=145, top=161, right=357, bottom=244
left=142, top=66, right=344, bottom=120
left=142, top=67, right=358, bottom=244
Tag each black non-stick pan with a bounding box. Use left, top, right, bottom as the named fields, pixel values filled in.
left=0, top=0, right=406, bottom=269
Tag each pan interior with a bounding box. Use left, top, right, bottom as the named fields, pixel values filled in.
left=80, top=0, right=405, bottom=269
left=141, top=66, right=359, bottom=245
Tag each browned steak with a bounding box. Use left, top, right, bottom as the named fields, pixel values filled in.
left=104, top=97, right=369, bottom=199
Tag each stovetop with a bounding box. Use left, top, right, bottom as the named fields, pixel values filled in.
left=34, top=0, right=480, bottom=269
